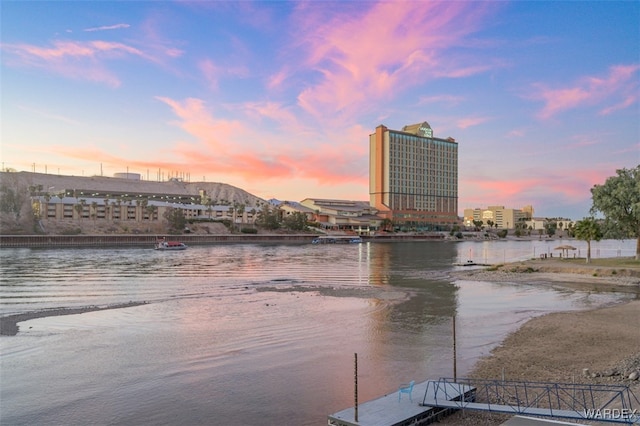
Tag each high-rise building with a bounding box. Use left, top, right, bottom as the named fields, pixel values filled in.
left=369, top=121, right=458, bottom=230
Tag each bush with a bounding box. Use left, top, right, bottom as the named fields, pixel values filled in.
left=240, top=227, right=258, bottom=234
left=61, top=228, right=82, bottom=235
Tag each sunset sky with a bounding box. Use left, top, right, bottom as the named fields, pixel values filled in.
left=1, top=1, right=638, bottom=219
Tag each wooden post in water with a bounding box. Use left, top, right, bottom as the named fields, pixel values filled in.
left=452, top=315, right=457, bottom=382
left=354, top=353, right=358, bottom=422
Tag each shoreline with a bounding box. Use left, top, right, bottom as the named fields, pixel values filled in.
left=442, top=258, right=640, bottom=425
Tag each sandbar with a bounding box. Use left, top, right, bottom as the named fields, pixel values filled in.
left=0, top=301, right=147, bottom=336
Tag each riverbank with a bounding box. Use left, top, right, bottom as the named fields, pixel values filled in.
left=442, top=257, right=640, bottom=425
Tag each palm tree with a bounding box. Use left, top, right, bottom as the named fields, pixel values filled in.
left=104, top=203, right=111, bottom=221
left=90, top=201, right=98, bottom=222
left=573, top=217, right=603, bottom=264
left=103, top=198, right=111, bottom=220
left=75, top=199, right=87, bottom=220
left=236, top=203, right=245, bottom=226
left=146, top=205, right=158, bottom=221
left=205, top=199, right=214, bottom=219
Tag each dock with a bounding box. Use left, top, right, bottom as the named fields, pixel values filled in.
left=327, top=380, right=475, bottom=426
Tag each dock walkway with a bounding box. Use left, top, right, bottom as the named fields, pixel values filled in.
left=327, top=380, right=475, bottom=426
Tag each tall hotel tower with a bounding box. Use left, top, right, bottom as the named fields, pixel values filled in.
left=369, top=121, right=458, bottom=230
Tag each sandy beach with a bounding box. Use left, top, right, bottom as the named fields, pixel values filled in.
left=442, top=258, right=640, bottom=425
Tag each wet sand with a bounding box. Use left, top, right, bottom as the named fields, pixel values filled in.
left=442, top=258, right=640, bottom=425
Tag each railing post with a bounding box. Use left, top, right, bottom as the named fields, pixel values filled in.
left=354, top=353, right=358, bottom=422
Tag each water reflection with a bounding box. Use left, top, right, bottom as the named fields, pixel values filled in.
left=0, top=240, right=636, bottom=425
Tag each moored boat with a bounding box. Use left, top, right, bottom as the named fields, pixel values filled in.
left=154, top=238, right=188, bottom=250
left=311, top=236, right=363, bottom=244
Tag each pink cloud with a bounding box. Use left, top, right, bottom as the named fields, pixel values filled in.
left=600, top=94, right=638, bottom=115
left=266, top=68, right=290, bottom=90
left=460, top=165, right=628, bottom=217
left=241, top=102, right=298, bottom=129
left=151, top=96, right=368, bottom=186
left=533, top=64, right=640, bottom=119
left=5, top=40, right=145, bottom=61
left=457, top=116, right=491, bottom=129
left=199, top=59, right=221, bottom=90
left=1, top=40, right=149, bottom=86
left=291, top=1, right=498, bottom=120
left=154, top=96, right=246, bottom=151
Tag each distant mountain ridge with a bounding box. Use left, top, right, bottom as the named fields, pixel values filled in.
left=0, top=171, right=267, bottom=207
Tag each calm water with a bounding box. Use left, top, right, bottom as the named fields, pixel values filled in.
left=0, top=239, right=636, bottom=425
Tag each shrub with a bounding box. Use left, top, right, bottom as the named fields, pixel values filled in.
left=61, top=228, right=82, bottom=235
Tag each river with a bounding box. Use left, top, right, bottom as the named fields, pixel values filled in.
left=0, top=239, right=636, bottom=425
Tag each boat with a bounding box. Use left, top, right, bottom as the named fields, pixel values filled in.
left=453, top=260, right=490, bottom=266
left=154, top=239, right=188, bottom=250
left=311, top=236, right=363, bottom=244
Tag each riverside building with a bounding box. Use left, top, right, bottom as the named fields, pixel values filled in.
left=369, top=121, right=458, bottom=231
left=463, top=205, right=534, bottom=229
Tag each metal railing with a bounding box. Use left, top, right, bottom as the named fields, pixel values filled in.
left=422, top=377, right=640, bottom=424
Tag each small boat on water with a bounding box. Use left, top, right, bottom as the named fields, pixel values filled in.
left=312, top=236, right=363, bottom=244
left=154, top=239, right=188, bottom=250
left=453, top=260, right=490, bottom=266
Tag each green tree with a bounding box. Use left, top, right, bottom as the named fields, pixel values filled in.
left=590, top=166, right=640, bottom=260
left=573, top=217, right=603, bottom=264
left=0, top=184, right=26, bottom=220
left=163, top=207, right=187, bottom=233
left=283, top=211, right=307, bottom=231
left=544, top=220, right=557, bottom=237
left=255, top=204, right=280, bottom=230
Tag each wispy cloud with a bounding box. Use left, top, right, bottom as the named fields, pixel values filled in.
left=457, top=116, right=491, bottom=129
left=1, top=40, right=149, bottom=86
left=506, top=129, right=525, bottom=138
left=288, top=1, right=498, bottom=122
left=199, top=59, right=221, bottom=90
left=84, top=23, right=130, bottom=32
left=418, top=94, right=465, bottom=107
left=18, top=105, right=82, bottom=126
left=532, top=64, right=640, bottom=119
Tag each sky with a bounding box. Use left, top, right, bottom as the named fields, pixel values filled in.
left=1, top=1, right=639, bottom=219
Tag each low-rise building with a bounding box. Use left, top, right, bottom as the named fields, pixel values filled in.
left=300, top=198, right=382, bottom=235
left=33, top=195, right=252, bottom=228
left=463, top=205, right=533, bottom=229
